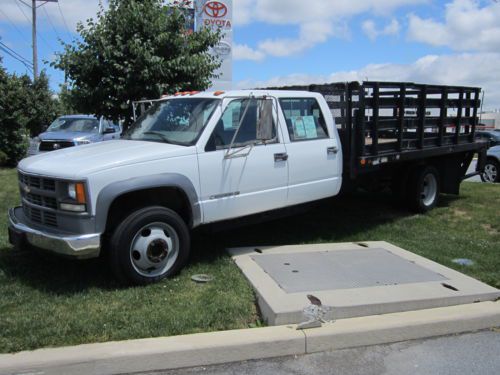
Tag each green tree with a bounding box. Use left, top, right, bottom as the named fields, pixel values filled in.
left=0, top=59, right=30, bottom=166
left=52, top=0, right=221, bottom=126
left=56, top=83, right=78, bottom=115
left=26, top=71, right=59, bottom=137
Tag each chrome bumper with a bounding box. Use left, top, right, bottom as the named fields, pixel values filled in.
left=8, top=207, right=101, bottom=259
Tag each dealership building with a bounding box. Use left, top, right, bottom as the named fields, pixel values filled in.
left=479, top=111, right=500, bottom=130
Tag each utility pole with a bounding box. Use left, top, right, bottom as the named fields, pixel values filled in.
left=32, top=0, right=38, bottom=79
left=18, top=0, right=59, bottom=80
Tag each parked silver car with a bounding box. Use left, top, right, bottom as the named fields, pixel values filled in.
left=28, top=115, right=122, bottom=156
left=482, top=145, right=500, bottom=183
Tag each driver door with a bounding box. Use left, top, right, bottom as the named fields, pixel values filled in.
left=198, top=97, right=289, bottom=223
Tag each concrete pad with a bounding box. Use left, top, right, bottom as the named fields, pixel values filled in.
left=1, top=302, right=499, bottom=375
left=228, top=241, right=500, bottom=325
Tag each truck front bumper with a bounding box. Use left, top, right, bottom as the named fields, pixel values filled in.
left=8, top=207, right=101, bottom=259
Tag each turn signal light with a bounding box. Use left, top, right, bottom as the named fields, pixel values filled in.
left=75, top=183, right=86, bottom=204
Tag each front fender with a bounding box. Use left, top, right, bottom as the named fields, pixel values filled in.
left=95, top=173, right=201, bottom=233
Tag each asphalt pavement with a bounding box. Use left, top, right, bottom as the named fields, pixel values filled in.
left=144, top=330, right=500, bottom=375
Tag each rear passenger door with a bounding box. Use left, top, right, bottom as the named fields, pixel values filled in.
left=279, top=97, right=342, bottom=205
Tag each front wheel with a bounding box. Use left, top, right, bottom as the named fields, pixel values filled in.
left=109, top=206, right=190, bottom=285
left=407, top=166, right=440, bottom=213
left=481, top=159, right=499, bottom=183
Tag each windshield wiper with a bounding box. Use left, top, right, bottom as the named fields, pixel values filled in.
left=142, top=131, right=171, bottom=144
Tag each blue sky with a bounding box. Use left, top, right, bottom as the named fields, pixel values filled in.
left=1, top=0, right=499, bottom=108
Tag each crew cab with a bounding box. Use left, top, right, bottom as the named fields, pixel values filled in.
left=8, top=82, right=487, bottom=285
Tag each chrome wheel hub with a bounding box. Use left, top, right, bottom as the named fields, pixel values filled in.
left=130, top=222, right=179, bottom=277
left=484, top=164, right=498, bottom=183
left=147, top=239, right=169, bottom=263
left=421, top=174, right=437, bottom=207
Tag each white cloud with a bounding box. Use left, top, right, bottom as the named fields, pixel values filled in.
left=233, top=44, right=265, bottom=61
left=362, top=19, right=400, bottom=40
left=256, top=20, right=343, bottom=58
left=233, top=0, right=425, bottom=60
left=0, top=0, right=422, bottom=60
left=408, top=0, right=500, bottom=52
left=236, top=52, right=500, bottom=109
left=234, top=0, right=426, bottom=26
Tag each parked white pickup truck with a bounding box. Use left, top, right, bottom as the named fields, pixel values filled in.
left=8, top=82, right=487, bottom=285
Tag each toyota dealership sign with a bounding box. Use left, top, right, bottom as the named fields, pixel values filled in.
left=195, top=0, right=233, bottom=90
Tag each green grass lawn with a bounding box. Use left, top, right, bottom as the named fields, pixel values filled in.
left=0, top=167, right=499, bottom=353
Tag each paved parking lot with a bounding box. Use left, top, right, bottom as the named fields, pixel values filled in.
left=150, top=331, right=500, bottom=375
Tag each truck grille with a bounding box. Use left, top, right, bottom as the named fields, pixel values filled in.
left=19, top=173, right=56, bottom=191
left=39, top=140, right=75, bottom=152
left=19, top=172, right=59, bottom=228
left=22, top=204, right=58, bottom=227
left=25, top=193, right=58, bottom=209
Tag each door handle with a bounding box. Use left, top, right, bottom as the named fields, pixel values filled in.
left=274, top=153, right=288, bottom=162
left=327, top=146, right=338, bottom=155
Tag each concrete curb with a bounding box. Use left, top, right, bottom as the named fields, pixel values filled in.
left=1, top=301, right=499, bottom=375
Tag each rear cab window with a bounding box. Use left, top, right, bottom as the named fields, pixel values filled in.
left=279, top=98, right=329, bottom=142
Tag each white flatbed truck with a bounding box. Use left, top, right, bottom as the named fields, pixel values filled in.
left=8, top=81, right=487, bottom=284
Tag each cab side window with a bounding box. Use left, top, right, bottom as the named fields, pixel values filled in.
left=207, top=98, right=277, bottom=151
left=280, top=98, right=328, bottom=141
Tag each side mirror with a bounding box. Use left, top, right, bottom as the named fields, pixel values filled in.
left=103, top=127, right=116, bottom=134
left=256, top=99, right=275, bottom=141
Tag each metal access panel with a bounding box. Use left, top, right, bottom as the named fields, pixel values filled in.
left=252, top=248, right=447, bottom=293
left=229, top=242, right=500, bottom=325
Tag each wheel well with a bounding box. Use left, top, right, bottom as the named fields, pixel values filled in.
left=487, top=156, right=499, bottom=164
left=105, top=187, right=192, bottom=234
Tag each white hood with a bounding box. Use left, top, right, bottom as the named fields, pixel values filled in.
left=19, top=140, right=196, bottom=179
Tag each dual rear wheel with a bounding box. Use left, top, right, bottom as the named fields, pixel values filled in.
left=393, top=165, right=440, bottom=213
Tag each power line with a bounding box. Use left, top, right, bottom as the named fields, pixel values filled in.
left=14, top=0, right=57, bottom=52
left=14, top=0, right=31, bottom=23
left=0, top=42, right=34, bottom=73
left=57, top=0, right=73, bottom=40
left=0, top=7, right=31, bottom=45
left=0, top=39, right=32, bottom=65
left=0, top=46, right=33, bottom=72
left=42, top=6, right=63, bottom=42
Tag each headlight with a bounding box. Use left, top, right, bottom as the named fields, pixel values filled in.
left=62, top=182, right=87, bottom=212
left=67, top=182, right=86, bottom=203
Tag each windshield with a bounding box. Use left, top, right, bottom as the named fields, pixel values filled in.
left=47, top=117, right=99, bottom=133
left=124, top=98, right=219, bottom=145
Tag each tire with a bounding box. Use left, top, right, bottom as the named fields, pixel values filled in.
left=481, top=159, right=499, bottom=183
left=109, top=206, right=190, bottom=285
left=407, top=166, right=440, bottom=213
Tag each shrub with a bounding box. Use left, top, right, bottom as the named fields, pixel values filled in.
left=0, top=150, right=8, bottom=166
